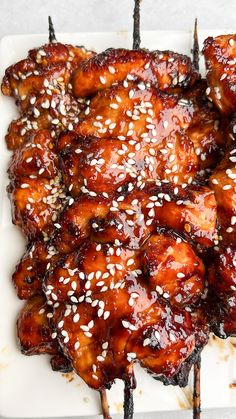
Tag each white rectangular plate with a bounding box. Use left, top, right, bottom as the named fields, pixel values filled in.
left=0, top=30, right=236, bottom=418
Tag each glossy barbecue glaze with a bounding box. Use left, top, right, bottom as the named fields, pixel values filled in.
left=72, top=48, right=199, bottom=98
left=203, top=34, right=236, bottom=115
left=52, top=183, right=217, bottom=253
left=1, top=42, right=94, bottom=149
left=203, top=34, right=236, bottom=339
left=208, top=246, right=236, bottom=338
left=44, top=237, right=208, bottom=389
left=1, top=36, right=228, bottom=396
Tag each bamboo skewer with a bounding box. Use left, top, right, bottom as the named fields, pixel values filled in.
left=48, top=16, right=57, bottom=43
left=193, top=355, right=201, bottom=419
left=47, top=14, right=112, bottom=419
left=100, top=388, right=112, bottom=419
left=133, top=0, right=141, bottom=49
left=124, top=380, right=134, bottom=419
left=191, top=18, right=201, bottom=418
left=192, top=18, right=200, bottom=71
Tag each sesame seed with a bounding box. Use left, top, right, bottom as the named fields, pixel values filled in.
left=220, top=73, right=227, bottom=81
left=231, top=216, right=236, bottom=225
left=122, top=320, right=129, bottom=329
left=73, top=314, right=80, bottom=323
left=108, top=66, right=115, bottom=74
left=155, top=330, right=160, bottom=340
left=99, top=76, right=106, bottom=84
left=177, top=272, right=185, bottom=279
left=103, top=311, right=110, bottom=320
left=110, top=103, right=118, bottom=109
left=143, top=338, right=151, bottom=347
left=74, top=342, right=80, bottom=350
left=163, top=121, right=168, bottom=129
left=156, top=285, right=163, bottom=295
left=128, top=89, right=135, bottom=100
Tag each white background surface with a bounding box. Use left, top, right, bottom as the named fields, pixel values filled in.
left=1, top=0, right=236, bottom=37
left=0, top=1, right=236, bottom=418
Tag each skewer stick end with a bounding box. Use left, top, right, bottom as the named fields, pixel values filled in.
left=192, top=17, right=200, bottom=71
left=99, top=388, right=111, bottom=419
left=48, top=16, right=57, bottom=43
left=193, top=354, right=201, bottom=419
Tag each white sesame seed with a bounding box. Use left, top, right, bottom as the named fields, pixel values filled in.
left=177, top=272, right=185, bottom=279
left=108, top=66, right=115, bottom=74
left=103, top=311, right=110, bottom=320
left=223, top=185, right=232, bottom=190
left=110, top=103, right=118, bottom=109
left=143, top=338, right=151, bottom=347
left=99, top=76, right=106, bottom=84
left=155, top=330, right=160, bottom=340
left=73, top=314, right=80, bottom=323
left=122, top=320, right=129, bottom=329
left=74, top=342, right=80, bottom=350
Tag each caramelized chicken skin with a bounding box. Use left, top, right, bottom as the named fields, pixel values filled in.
left=44, top=237, right=208, bottom=389
left=1, top=42, right=94, bottom=110
left=52, top=183, right=217, bottom=253
left=1, top=42, right=93, bottom=150
left=70, top=81, right=194, bottom=141
left=8, top=130, right=58, bottom=180
left=8, top=175, right=66, bottom=239
left=203, top=34, right=236, bottom=115
left=46, top=235, right=205, bottom=310
left=17, top=294, right=58, bottom=355
left=3, top=36, right=220, bottom=397
left=59, top=79, right=224, bottom=198
left=13, top=241, right=59, bottom=299
left=208, top=246, right=236, bottom=338
left=142, top=234, right=205, bottom=307
left=17, top=294, right=72, bottom=372
left=72, top=48, right=199, bottom=98
left=203, top=34, right=236, bottom=338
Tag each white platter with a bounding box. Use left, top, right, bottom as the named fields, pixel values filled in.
left=0, top=30, right=236, bottom=418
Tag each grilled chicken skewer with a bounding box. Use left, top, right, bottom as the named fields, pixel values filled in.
left=203, top=35, right=236, bottom=338
left=191, top=19, right=201, bottom=419
left=1, top=8, right=230, bottom=419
